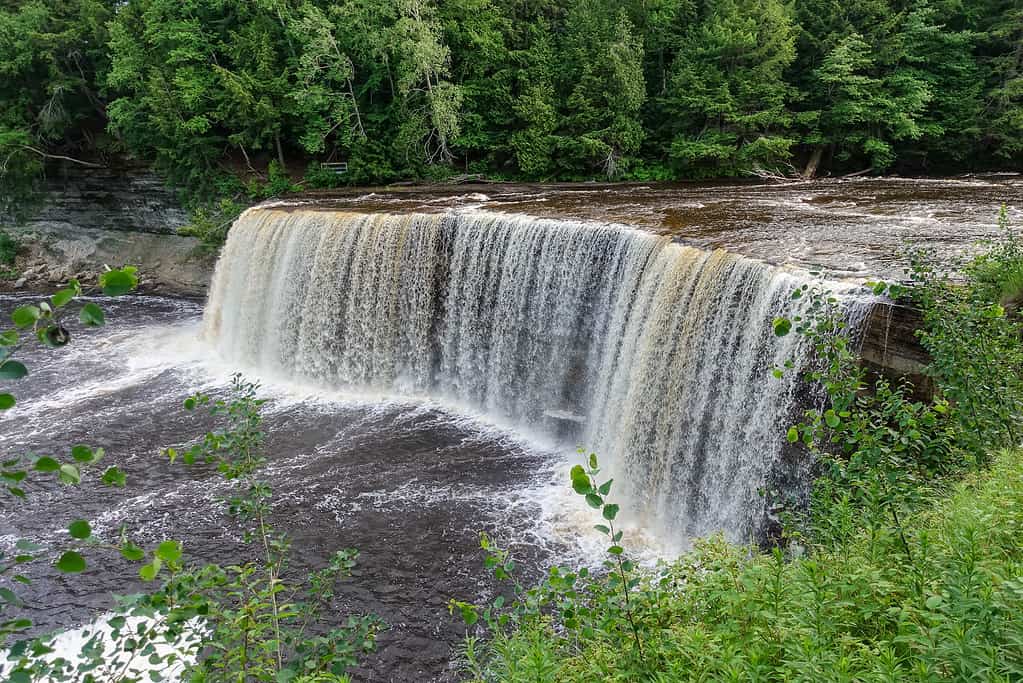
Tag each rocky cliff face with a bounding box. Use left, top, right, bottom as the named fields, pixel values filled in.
left=1, top=166, right=216, bottom=297
left=859, top=301, right=932, bottom=398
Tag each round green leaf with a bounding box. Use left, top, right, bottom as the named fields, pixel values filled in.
left=71, top=445, right=95, bottom=463
left=155, top=540, right=182, bottom=564
left=0, top=361, right=28, bottom=380
left=34, top=456, right=60, bottom=472
left=79, top=303, right=105, bottom=327
left=570, top=465, right=591, bottom=495
left=772, top=317, right=792, bottom=337
left=786, top=426, right=800, bottom=443
left=58, top=463, right=81, bottom=485
left=68, top=520, right=92, bottom=540
left=99, top=269, right=138, bottom=297
left=139, top=559, right=161, bottom=581
left=56, top=551, right=86, bottom=573
left=0, top=330, right=18, bottom=346
left=0, top=393, right=14, bottom=410
left=11, top=306, right=40, bottom=328
left=101, top=466, right=127, bottom=487
left=120, top=543, right=145, bottom=562
left=0, top=587, right=24, bottom=607
left=51, top=288, right=76, bottom=308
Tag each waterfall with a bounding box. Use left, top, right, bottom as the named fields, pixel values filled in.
left=204, top=208, right=816, bottom=541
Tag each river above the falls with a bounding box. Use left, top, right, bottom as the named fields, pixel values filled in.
left=291, top=174, right=1022, bottom=279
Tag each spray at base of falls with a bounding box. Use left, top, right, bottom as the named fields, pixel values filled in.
left=204, top=208, right=818, bottom=543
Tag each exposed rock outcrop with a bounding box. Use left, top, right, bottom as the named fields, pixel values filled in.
left=1, top=165, right=215, bottom=297
left=859, top=300, right=932, bottom=397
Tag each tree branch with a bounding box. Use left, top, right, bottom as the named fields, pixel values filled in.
left=17, top=145, right=103, bottom=168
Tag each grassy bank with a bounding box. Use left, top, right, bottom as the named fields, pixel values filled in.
left=462, top=449, right=1023, bottom=681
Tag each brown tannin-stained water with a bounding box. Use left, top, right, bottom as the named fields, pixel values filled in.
left=1, top=176, right=1020, bottom=681
left=294, top=175, right=1022, bottom=278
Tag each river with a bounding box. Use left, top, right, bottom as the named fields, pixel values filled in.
left=0, top=176, right=1019, bottom=681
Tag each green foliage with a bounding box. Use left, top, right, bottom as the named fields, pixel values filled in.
left=460, top=213, right=1023, bottom=680
left=906, top=205, right=1023, bottom=460
left=0, top=230, right=19, bottom=267
left=303, top=162, right=347, bottom=190
left=0, top=276, right=378, bottom=680
left=0, top=0, right=112, bottom=215
left=0, top=267, right=138, bottom=645
left=769, top=211, right=1023, bottom=548
left=4, top=375, right=379, bottom=681
left=451, top=452, right=653, bottom=677
left=178, top=198, right=245, bottom=250
left=662, top=0, right=797, bottom=177
left=5, top=0, right=1019, bottom=221
left=155, top=377, right=382, bottom=681
left=773, top=279, right=956, bottom=550
left=459, top=450, right=1023, bottom=681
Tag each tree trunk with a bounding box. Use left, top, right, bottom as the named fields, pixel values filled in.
left=274, top=134, right=286, bottom=168
left=802, top=146, right=824, bottom=179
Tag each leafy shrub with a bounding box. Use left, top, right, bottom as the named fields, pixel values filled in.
left=178, top=198, right=244, bottom=249
left=0, top=229, right=17, bottom=265
left=906, top=205, right=1023, bottom=459
left=455, top=449, right=1023, bottom=682
left=262, top=160, right=299, bottom=198
left=1, top=275, right=378, bottom=681
left=304, top=162, right=347, bottom=190
left=456, top=210, right=1023, bottom=681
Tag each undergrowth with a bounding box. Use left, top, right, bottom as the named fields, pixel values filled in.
left=454, top=207, right=1023, bottom=681
left=460, top=450, right=1023, bottom=681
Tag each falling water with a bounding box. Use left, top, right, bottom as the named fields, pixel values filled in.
left=204, top=208, right=816, bottom=541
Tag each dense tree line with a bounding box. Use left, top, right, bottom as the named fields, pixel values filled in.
left=1, top=0, right=1020, bottom=206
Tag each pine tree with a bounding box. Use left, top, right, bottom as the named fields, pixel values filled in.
left=556, top=0, right=646, bottom=178
left=663, top=0, right=797, bottom=177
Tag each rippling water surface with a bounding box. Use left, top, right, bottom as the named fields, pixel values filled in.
left=0, top=295, right=636, bottom=681
left=293, top=175, right=1022, bottom=278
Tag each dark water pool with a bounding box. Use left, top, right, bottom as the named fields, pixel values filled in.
left=0, top=295, right=603, bottom=681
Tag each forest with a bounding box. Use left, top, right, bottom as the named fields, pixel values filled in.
left=1, top=0, right=1022, bottom=215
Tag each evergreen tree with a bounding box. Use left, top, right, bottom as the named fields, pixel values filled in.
left=792, top=0, right=932, bottom=174
left=0, top=0, right=112, bottom=213
left=508, top=20, right=559, bottom=178
left=978, top=0, right=1023, bottom=160
left=662, top=0, right=797, bottom=177
left=106, top=0, right=298, bottom=192
left=897, top=1, right=984, bottom=169
left=556, top=0, right=646, bottom=178
left=1, top=0, right=1019, bottom=203
left=815, top=32, right=931, bottom=171
left=437, top=0, right=514, bottom=173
